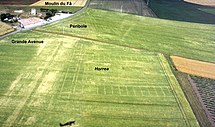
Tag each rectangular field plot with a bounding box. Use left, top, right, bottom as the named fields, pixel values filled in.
left=0, top=32, right=199, bottom=127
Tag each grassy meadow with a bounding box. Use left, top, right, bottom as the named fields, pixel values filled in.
left=0, top=28, right=199, bottom=126
left=36, top=9, right=215, bottom=63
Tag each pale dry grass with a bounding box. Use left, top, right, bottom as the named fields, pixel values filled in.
left=171, top=56, right=215, bottom=79
left=30, top=0, right=87, bottom=6
left=0, top=22, right=14, bottom=36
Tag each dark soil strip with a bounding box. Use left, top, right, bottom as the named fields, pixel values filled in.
left=188, top=76, right=215, bottom=127
left=32, top=29, right=156, bottom=53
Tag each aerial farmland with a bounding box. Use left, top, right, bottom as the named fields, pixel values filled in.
left=0, top=0, right=214, bottom=127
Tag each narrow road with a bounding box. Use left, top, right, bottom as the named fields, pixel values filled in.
left=0, top=28, right=21, bottom=39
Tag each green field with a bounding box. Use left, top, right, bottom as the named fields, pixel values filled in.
left=2, top=6, right=215, bottom=126
left=0, top=27, right=199, bottom=126
left=36, top=8, right=215, bottom=63
left=144, top=0, right=215, bottom=24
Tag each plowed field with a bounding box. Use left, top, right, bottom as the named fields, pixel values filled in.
left=171, top=56, right=215, bottom=79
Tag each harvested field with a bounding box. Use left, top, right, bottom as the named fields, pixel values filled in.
left=0, top=22, right=14, bottom=36
left=0, top=0, right=40, bottom=5
left=171, top=56, right=215, bottom=79
left=185, top=0, right=215, bottom=7
left=31, top=0, right=87, bottom=7
left=89, top=0, right=156, bottom=17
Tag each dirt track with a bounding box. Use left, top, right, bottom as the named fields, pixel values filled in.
left=171, top=56, right=215, bottom=79
left=185, top=0, right=215, bottom=6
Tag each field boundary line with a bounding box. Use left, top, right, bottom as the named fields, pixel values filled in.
left=160, top=87, right=166, bottom=97
left=104, top=86, right=106, bottom=95
left=59, top=42, right=77, bottom=99
left=157, top=54, right=191, bottom=127
left=139, top=87, right=144, bottom=96
left=32, top=29, right=157, bottom=53
left=118, top=86, right=122, bottom=96
left=72, top=44, right=84, bottom=95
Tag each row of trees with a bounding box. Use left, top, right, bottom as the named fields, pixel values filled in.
left=40, top=8, right=72, bottom=20
left=0, top=13, right=18, bottom=23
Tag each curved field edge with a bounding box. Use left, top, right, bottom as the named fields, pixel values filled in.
left=0, top=30, right=199, bottom=126
left=36, top=8, right=215, bottom=63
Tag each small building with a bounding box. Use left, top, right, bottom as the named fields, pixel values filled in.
left=31, top=8, right=37, bottom=15
left=14, top=10, right=24, bottom=14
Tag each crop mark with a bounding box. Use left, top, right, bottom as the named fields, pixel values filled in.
left=3, top=42, right=62, bottom=127
left=157, top=54, right=190, bottom=127
left=160, top=87, right=166, bottom=97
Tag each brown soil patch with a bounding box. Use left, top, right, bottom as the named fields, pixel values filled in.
left=171, top=56, right=215, bottom=79
left=185, top=0, right=215, bottom=6
left=0, top=0, right=40, bottom=5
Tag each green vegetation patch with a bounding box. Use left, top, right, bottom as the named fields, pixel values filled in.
left=0, top=29, right=199, bottom=126
left=0, top=31, right=39, bottom=94
left=145, top=0, right=215, bottom=24
left=36, top=8, right=215, bottom=62
left=198, top=8, right=215, bottom=15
